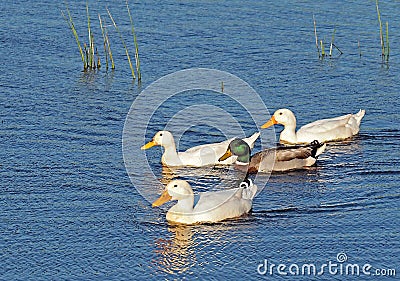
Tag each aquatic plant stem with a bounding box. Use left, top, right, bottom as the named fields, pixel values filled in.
left=62, top=3, right=86, bottom=70
left=376, top=0, right=385, bottom=59
left=101, top=15, right=115, bottom=70
left=385, top=21, right=389, bottom=62
left=105, top=26, right=115, bottom=69
left=329, top=27, right=336, bottom=57
left=107, top=7, right=136, bottom=79
left=96, top=48, right=101, bottom=68
left=86, top=0, right=94, bottom=68
left=98, top=14, right=109, bottom=70
left=313, top=15, right=320, bottom=58
left=89, top=2, right=97, bottom=69
left=126, top=0, right=141, bottom=81
left=320, top=40, right=325, bottom=57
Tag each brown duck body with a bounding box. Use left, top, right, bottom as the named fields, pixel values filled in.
left=236, top=141, right=326, bottom=173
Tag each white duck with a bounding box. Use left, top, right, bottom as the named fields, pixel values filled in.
left=152, top=179, right=257, bottom=224
left=261, top=108, right=365, bottom=144
left=141, top=130, right=260, bottom=167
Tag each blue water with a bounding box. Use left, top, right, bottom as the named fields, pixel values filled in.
left=1, top=0, right=399, bottom=280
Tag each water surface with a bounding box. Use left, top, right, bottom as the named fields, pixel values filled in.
left=1, top=0, right=399, bottom=280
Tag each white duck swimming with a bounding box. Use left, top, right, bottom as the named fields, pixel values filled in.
left=261, top=108, right=365, bottom=144
left=141, top=130, right=260, bottom=167
left=152, top=179, right=257, bottom=224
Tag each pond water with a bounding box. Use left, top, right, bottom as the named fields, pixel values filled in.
left=1, top=0, right=399, bottom=280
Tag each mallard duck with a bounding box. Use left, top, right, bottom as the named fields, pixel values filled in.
left=141, top=130, right=260, bottom=167
left=219, top=139, right=326, bottom=173
left=261, top=108, right=365, bottom=144
left=152, top=179, right=257, bottom=224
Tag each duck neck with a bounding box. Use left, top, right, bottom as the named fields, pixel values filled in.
left=236, top=154, right=250, bottom=165
left=161, top=141, right=180, bottom=165
left=280, top=121, right=297, bottom=144
left=174, top=196, right=195, bottom=213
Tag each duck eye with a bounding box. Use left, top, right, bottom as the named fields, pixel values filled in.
left=173, top=184, right=177, bottom=188
left=159, top=133, right=163, bottom=136
left=279, top=112, right=283, bottom=115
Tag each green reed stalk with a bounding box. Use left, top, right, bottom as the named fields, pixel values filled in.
left=86, top=1, right=94, bottom=68
left=329, top=27, right=336, bottom=57
left=96, top=48, right=101, bottom=68
left=62, top=5, right=86, bottom=70
left=313, top=15, right=320, bottom=58
left=107, top=8, right=135, bottom=78
left=376, top=0, right=385, bottom=59
left=98, top=14, right=109, bottom=70
left=105, top=26, right=115, bottom=69
left=84, top=43, right=89, bottom=69
left=320, top=40, right=325, bottom=57
left=92, top=33, right=96, bottom=69
left=126, top=0, right=141, bottom=81
left=385, top=21, right=389, bottom=62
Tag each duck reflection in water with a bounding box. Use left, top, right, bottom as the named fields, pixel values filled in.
left=153, top=225, right=196, bottom=275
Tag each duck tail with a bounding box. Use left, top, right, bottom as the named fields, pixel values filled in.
left=310, top=140, right=326, bottom=158
left=354, top=109, right=366, bottom=126
left=244, top=132, right=260, bottom=149
left=239, top=178, right=258, bottom=200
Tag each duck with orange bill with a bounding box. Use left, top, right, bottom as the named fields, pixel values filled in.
left=152, top=179, right=257, bottom=224
left=141, top=130, right=260, bottom=167
left=261, top=108, right=365, bottom=144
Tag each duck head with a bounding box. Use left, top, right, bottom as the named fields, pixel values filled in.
left=219, top=139, right=250, bottom=164
left=152, top=180, right=193, bottom=207
left=261, top=108, right=297, bottom=129
left=141, top=130, right=175, bottom=149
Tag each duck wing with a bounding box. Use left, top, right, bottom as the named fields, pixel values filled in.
left=298, top=114, right=352, bottom=135
left=184, top=138, right=232, bottom=153
left=243, top=132, right=260, bottom=149
left=250, top=141, right=324, bottom=172
left=247, top=149, right=276, bottom=173
left=192, top=182, right=257, bottom=223
left=181, top=133, right=260, bottom=166
left=193, top=188, right=243, bottom=213
left=179, top=138, right=235, bottom=165
left=276, top=141, right=324, bottom=160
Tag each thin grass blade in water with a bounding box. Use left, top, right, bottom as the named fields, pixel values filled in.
left=376, top=0, right=385, bottom=59
left=107, top=7, right=135, bottom=78
left=86, top=0, right=94, bottom=68
left=62, top=2, right=86, bottom=70
left=385, top=21, right=389, bottom=62
left=329, top=27, right=336, bottom=57
left=126, top=0, right=141, bottom=81
left=313, top=15, right=320, bottom=58
left=98, top=14, right=109, bottom=70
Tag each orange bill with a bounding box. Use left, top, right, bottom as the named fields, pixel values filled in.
left=141, top=140, right=156, bottom=150
left=152, top=190, right=172, bottom=207
left=218, top=148, right=233, bottom=162
left=261, top=116, right=277, bottom=129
